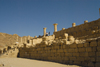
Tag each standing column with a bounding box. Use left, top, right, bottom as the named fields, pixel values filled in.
left=53, top=23, right=58, bottom=32
left=72, top=23, right=76, bottom=27
left=43, top=28, right=47, bottom=37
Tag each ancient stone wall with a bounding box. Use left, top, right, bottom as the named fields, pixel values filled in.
left=54, top=18, right=100, bottom=39
left=32, top=38, right=42, bottom=45
left=19, top=38, right=100, bottom=67
left=0, top=45, right=19, bottom=58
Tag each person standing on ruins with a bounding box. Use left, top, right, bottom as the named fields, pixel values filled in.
left=49, top=32, right=50, bottom=36
left=46, top=32, right=48, bottom=36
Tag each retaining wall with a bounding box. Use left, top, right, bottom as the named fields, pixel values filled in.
left=19, top=38, right=100, bottom=67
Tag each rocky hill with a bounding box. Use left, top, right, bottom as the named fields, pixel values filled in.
left=0, top=32, right=20, bottom=49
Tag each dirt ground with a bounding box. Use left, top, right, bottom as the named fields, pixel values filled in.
left=0, top=58, right=81, bottom=67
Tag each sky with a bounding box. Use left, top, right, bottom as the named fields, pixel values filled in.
left=0, top=0, right=100, bottom=37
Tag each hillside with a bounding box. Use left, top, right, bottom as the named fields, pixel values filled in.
left=0, top=32, right=21, bottom=49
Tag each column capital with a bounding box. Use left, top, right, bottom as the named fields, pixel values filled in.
left=43, top=27, right=47, bottom=29
left=53, top=23, right=58, bottom=25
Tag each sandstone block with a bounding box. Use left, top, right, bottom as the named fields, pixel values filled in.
left=67, top=49, right=74, bottom=53
left=88, top=52, right=95, bottom=57
left=96, top=52, right=100, bottom=56
left=81, top=62, right=88, bottom=67
left=98, top=39, right=100, bottom=46
left=62, top=45, right=67, bottom=49
left=90, top=41, right=97, bottom=47
left=74, top=48, right=78, bottom=52
left=68, top=61, right=73, bottom=65
left=95, top=63, right=100, bottom=67
left=92, top=47, right=96, bottom=51
left=90, top=57, right=95, bottom=62
left=72, top=53, right=79, bottom=57
left=96, top=57, right=100, bottom=62
left=69, top=57, right=76, bottom=61
left=88, top=62, right=95, bottom=67
left=86, top=47, right=92, bottom=52
left=84, top=42, right=89, bottom=47
left=52, top=50, right=56, bottom=53
left=54, top=46, right=59, bottom=49
left=76, top=57, right=85, bottom=61
left=77, top=43, right=84, bottom=47
left=73, top=61, right=81, bottom=65
left=69, top=44, right=77, bottom=48
left=97, top=47, right=100, bottom=51
left=60, top=53, right=65, bottom=57
left=79, top=52, right=88, bottom=57
left=65, top=53, right=72, bottom=57
left=58, top=49, right=64, bottom=53
left=63, top=49, right=68, bottom=52
left=64, top=57, right=69, bottom=61
left=78, top=48, right=86, bottom=52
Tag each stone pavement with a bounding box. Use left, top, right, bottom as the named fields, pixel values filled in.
left=0, top=58, right=81, bottom=67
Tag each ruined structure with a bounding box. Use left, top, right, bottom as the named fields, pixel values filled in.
left=0, top=18, right=100, bottom=67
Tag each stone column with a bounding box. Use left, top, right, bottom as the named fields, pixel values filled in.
left=53, top=23, right=58, bottom=32
left=43, top=28, right=47, bottom=37
left=35, top=36, right=37, bottom=38
left=72, top=23, right=76, bottom=27
left=84, top=20, right=88, bottom=24
left=62, top=28, right=65, bottom=30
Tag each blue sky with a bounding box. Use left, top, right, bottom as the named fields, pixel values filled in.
left=0, top=0, right=100, bottom=37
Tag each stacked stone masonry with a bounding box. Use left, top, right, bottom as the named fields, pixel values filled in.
left=54, top=18, right=100, bottom=39
left=19, top=38, right=100, bottom=67
left=18, top=18, right=100, bottom=67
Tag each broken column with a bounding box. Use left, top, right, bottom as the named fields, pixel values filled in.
left=35, top=36, right=37, bottom=38
left=72, top=23, right=76, bottom=27
left=64, top=33, right=68, bottom=39
left=43, top=28, right=47, bottom=37
left=62, top=28, right=65, bottom=30
left=68, top=36, right=75, bottom=43
left=53, top=23, right=58, bottom=32
left=84, top=20, right=88, bottom=24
